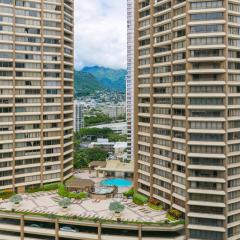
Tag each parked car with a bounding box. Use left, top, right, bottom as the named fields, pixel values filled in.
left=29, top=223, right=41, bottom=228
left=60, top=226, right=77, bottom=232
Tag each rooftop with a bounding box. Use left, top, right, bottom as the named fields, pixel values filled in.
left=65, top=178, right=95, bottom=190
left=0, top=191, right=175, bottom=225
left=96, top=160, right=134, bottom=173
left=89, top=122, right=126, bottom=129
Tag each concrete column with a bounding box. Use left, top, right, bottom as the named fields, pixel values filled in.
left=138, top=224, right=142, bottom=240
left=55, top=219, right=59, bottom=240
left=98, top=222, right=101, bottom=240
left=20, top=215, right=24, bottom=240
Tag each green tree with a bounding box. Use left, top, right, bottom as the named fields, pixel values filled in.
left=79, top=127, right=113, bottom=140
left=108, top=133, right=127, bottom=142
left=74, top=148, right=108, bottom=169
left=84, top=113, right=112, bottom=127
left=10, top=194, right=23, bottom=205
left=58, top=197, right=71, bottom=209
left=109, top=202, right=125, bottom=213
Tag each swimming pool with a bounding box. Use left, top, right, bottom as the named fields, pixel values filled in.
left=101, top=178, right=132, bottom=187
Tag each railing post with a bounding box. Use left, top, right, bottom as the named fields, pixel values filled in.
left=55, top=218, right=59, bottom=240
left=98, top=222, right=101, bottom=240
left=138, top=224, right=142, bottom=240
left=20, top=214, right=24, bottom=240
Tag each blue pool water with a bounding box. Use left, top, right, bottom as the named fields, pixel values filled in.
left=101, top=178, right=132, bottom=187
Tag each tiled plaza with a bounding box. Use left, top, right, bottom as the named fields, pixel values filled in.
left=0, top=191, right=166, bottom=223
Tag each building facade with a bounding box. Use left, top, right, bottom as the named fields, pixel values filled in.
left=0, top=0, right=74, bottom=193
left=134, top=0, right=240, bottom=239
left=89, top=122, right=127, bottom=135
left=73, top=100, right=84, bottom=132
left=0, top=212, right=184, bottom=240
left=126, top=0, right=134, bottom=161
left=100, top=103, right=126, bottom=119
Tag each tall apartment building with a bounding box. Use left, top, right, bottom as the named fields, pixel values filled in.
left=134, top=0, right=240, bottom=239
left=73, top=100, right=84, bottom=132
left=126, top=0, right=134, bottom=161
left=0, top=0, right=74, bottom=193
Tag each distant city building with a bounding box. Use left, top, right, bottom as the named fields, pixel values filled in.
left=100, top=103, right=126, bottom=119
left=114, top=142, right=128, bottom=161
left=89, top=138, right=115, bottom=154
left=89, top=122, right=127, bottom=135
left=126, top=0, right=134, bottom=161
left=89, top=138, right=127, bottom=159
left=74, top=100, right=85, bottom=132
left=0, top=0, right=73, bottom=193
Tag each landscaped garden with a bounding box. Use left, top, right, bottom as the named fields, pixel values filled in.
left=123, top=188, right=183, bottom=223
left=0, top=184, right=184, bottom=227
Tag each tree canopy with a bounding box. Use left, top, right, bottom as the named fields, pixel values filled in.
left=84, top=113, right=112, bottom=127
left=74, top=148, right=108, bottom=169
left=74, top=127, right=126, bottom=169
left=109, top=202, right=125, bottom=213
left=10, top=194, right=23, bottom=204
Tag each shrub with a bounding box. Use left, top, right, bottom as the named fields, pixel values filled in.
left=43, top=183, right=60, bottom=191
left=133, top=193, right=148, bottom=205
left=58, top=197, right=71, bottom=209
left=0, top=191, right=15, bottom=200
left=68, top=192, right=87, bottom=199
left=78, top=192, right=88, bottom=199
left=147, top=202, right=163, bottom=211
left=58, top=184, right=88, bottom=199
left=10, top=194, right=23, bottom=205
left=109, top=202, right=125, bottom=213
left=26, top=182, right=60, bottom=193
left=149, top=197, right=161, bottom=206
left=123, top=188, right=134, bottom=198
left=58, top=184, right=68, bottom=197
left=26, top=188, right=42, bottom=193
left=168, top=209, right=181, bottom=220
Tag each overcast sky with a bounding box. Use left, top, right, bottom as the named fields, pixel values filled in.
left=74, top=0, right=127, bottom=70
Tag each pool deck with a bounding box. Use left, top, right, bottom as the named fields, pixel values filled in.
left=74, top=170, right=132, bottom=193
left=0, top=191, right=167, bottom=223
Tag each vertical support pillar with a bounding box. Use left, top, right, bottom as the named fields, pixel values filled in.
left=55, top=219, right=59, bottom=240
left=20, top=215, right=24, bottom=240
left=98, top=222, right=101, bottom=240
left=138, top=224, right=142, bottom=240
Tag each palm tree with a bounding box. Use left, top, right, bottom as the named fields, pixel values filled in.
left=10, top=195, right=23, bottom=205
left=58, top=197, right=71, bottom=209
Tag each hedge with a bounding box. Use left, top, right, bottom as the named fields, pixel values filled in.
left=0, top=191, right=15, bottom=200
left=133, top=193, right=148, bottom=205
left=58, top=184, right=88, bottom=199
left=58, top=184, right=69, bottom=197
left=26, top=182, right=60, bottom=193
left=168, top=209, right=181, bottom=220
left=43, top=183, right=60, bottom=191
left=123, top=188, right=134, bottom=197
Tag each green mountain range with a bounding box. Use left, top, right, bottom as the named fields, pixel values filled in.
left=74, top=66, right=127, bottom=97
left=74, top=71, right=103, bottom=97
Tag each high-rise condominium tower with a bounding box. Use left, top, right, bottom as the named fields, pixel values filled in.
left=134, top=0, right=240, bottom=239
left=0, top=0, right=73, bottom=193
left=73, top=100, right=84, bottom=132
left=126, top=0, right=134, bottom=161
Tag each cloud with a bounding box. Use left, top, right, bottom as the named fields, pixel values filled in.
left=74, top=0, right=127, bottom=70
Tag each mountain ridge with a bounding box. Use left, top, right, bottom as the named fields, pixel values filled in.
left=74, top=66, right=127, bottom=97
left=81, top=66, right=127, bottom=92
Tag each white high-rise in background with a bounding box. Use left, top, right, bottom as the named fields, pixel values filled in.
left=126, top=0, right=134, bottom=162
left=74, top=100, right=85, bottom=132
